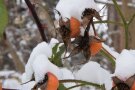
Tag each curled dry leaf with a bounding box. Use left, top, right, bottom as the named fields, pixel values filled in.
left=56, top=9, right=71, bottom=53
left=59, top=18, right=71, bottom=53
left=67, top=36, right=103, bottom=61
left=66, top=22, right=90, bottom=60
left=112, top=77, right=130, bottom=90
left=81, top=8, right=102, bottom=36
left=65, top=19, right=103, bottom=63
left=112, top=75, right=135, bottom=90
left=83, top=46, right=91, bottom=62
left=56, top=10, right=81, bottom=54
left=57, top=8, right=103, bottom=62
left=55, top=10, right=81, bottom=38
left=81, top=8, right=101, bottom=21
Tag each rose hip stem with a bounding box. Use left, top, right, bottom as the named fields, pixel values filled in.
left=102, top=47, right=116, bottom=60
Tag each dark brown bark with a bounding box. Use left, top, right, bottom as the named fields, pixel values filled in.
left=24, top=0, right=48, bottom=42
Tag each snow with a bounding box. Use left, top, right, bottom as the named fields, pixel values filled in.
left=55, top=0, right=108, bottom=37
left=32, top=54, right=62, bottom=82
left=22, top=67, right=80, bottom=90
left=2, top=79, right=20, bottom=89
left=22, top=41, right=79, bottom=89
left=21, top=73, right=28, bottom=83
left=21, top=81, right=37, bottom=90
left=129, top=50, right=135, bottom=56
left=60, top=68, right=80, bottom=90
left=28, top=42, right=52, bottom=59
left=0, top=70, right=22, bottom=89
left=49, top=38, right=59, bottom=48
left=22, top=37, right=135, bottom=90
left=22, top=41, right=62, bottom=88
left=114, top=49, right=135, bottom=81
left=55, top=0, right=99, bottom=21
left=24, top=42, right=52, bottom=82
left=0, top=71, right=16, bottom=77
left=49, top=38, right=65, bottom=59
left=0, top=70, right=22, bottom=81
left=75, top=61, right=112, bottom=90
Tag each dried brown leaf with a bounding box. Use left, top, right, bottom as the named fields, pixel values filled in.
left=112, top=76, right=130, bottom=90
left=89, top=36, right=104, bottom=43
left=83, top=46, right=91, bottom=61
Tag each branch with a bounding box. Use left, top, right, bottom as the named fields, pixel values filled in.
left=112, top=0, right=127, bottom=25
left=4, top=36, right=25, bottom=73
left=100, top=48, right=116, bottom=67
left=94, top=20, right=123, bottom=26
left=112, top=0, right=129, bottom=49
left=2, top=88, right=18, bottom=90
left=59, top=79, right=102, bottom=88
left=66, top=84, right=86, bottom=90
left=128, top=13, right=135, bottom=26
left=24, top=0, right=48, bottom=42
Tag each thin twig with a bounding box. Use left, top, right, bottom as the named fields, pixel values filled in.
left=112, top=0, right=126, bottom=25
left=2, top=88, right=18, bottom=90
left=100, top=47, right=116, bottom=67
left=59, top=79, right=102, bottom=88
left=112, top=0, right=129, bottom=48
left=94, top=20, right=123, bottom=26
left=24, top=0, right=48, bottom=42
left=102, top=47, right=116, bottom=60
left=128, top=13, right=135, bottom=26
left=66, top=84, right=86, bottom=90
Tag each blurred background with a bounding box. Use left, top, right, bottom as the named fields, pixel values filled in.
left=0, top=0, right=135, bottom=89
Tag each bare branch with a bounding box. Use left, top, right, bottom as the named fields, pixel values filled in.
left=24, top=0, right=48, bottom=42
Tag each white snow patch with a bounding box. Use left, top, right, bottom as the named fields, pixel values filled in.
left=49, top=38, right=59, bottom=48
left=2, top=79, right=20, bottom=89
left=21, top=81, right=36, bottom=90
left=23, top=41, right=74, bottom=89
left=75, top=61, right=112, bottom=90
left=0, top=71, right=15, bottom=77
left=60, top=68, right=80, bottom=90
left=24, top=42, right=52, bottom=82
left=114, top=49, right=135, bottom=81
left=22, top=73, right=28, bottom=83
left=55, top=0, right=99, bottom=21
left=25, top=55, right=62, bottom=82
left=129, top=50, right=135, bottom=56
